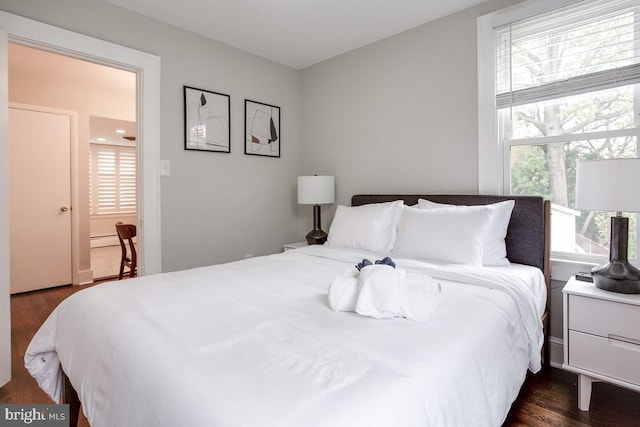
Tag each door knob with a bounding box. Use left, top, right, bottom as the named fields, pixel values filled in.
left=60, top=206, right=69, bottom=212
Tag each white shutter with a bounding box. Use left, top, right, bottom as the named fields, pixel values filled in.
left=98, top=146, right=117, bottom=213
left=119, top=146, right=137, bottom=212
left=89, top=143, right=136, bottom=215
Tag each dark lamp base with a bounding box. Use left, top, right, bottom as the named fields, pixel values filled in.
left=592, top=261, right=640, bottom=294
left=305, top=229, right=327, bottom=245
left=306, top=204, right=327, bottom=245
left=592, top=216, right=640, bottom=294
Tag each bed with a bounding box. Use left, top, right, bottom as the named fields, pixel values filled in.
left=25, top=194, right=550, bottom=427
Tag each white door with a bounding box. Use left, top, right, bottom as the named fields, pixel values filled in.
left=0, top=26, right=11, bottom=388
left=9, top=106, right=72, bottom=293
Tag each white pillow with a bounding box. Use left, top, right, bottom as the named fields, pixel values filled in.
left=327, top=201, right=403, bottom=253
left=393, top=205, right=493, bottom=266
left=417, top=199, right=515, bottom=266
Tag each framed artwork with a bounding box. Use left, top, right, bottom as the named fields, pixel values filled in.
left=245, top=99, right=280, bottom=158
left=184, top=86, right=230, bottom=153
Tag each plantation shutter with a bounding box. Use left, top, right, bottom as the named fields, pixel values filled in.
left=89, top=144, right=137, bottom=214
left=119, top=148, right=137, bottom=212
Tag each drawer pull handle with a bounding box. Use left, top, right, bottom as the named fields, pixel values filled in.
left=608, top=334, right=640, bottom=350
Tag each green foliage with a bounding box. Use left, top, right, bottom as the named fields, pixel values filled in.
left=510, top=145, right=549, bottom=197
left=511, top=137, right=637, bottom=252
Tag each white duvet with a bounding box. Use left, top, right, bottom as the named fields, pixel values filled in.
left=25, top=245, right=546, bottom=427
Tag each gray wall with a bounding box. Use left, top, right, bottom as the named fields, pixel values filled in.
left=0, top=0, right=301, bottom=272
left=300, top=0, right=521, bottom=226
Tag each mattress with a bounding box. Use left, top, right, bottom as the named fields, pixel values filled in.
left=25, top=245, right=546, bottom=427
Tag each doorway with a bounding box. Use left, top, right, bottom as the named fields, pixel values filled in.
left=0, top=10, right=162, bottom=280
left=0, top=11, right=162, bottom=386
left=8, top=42, right=138, bottom=289
left=89, top=116, right=138, bottom=280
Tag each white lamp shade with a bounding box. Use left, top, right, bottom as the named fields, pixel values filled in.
left=575, top=158, right=640, bottom=212
left=297, top=176, right=335, bottom=205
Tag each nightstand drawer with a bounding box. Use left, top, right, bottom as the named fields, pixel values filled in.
left=568, top=295, right=640, bottom=341
left=569, top=330, right=640, bottom=386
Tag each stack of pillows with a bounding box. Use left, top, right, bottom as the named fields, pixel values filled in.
left=326, top=198, right=515, bottom=267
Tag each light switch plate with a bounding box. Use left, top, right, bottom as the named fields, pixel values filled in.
left=160, top=160, right=171, bottom=176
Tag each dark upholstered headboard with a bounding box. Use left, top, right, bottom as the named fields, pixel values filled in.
left=351, top=194, right=550, bottom=276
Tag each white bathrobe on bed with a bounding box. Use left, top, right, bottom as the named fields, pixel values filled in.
left=328, top=264, right=440, bottom=321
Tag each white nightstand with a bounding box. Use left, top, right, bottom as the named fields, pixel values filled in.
left=563, top=276, right=640, bottom=411
left=283, top=241, right=307, bottom=251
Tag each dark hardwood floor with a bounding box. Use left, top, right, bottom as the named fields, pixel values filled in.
left=506, top=367, right=640, bottom=426
left=1, top=283, right=97, bottom=426
left=1, top=284, right=639, bottom=426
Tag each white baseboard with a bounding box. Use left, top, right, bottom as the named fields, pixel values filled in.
left=91, top=235, right=119, bottom=248
left=77, top=269, right=94, bottom=286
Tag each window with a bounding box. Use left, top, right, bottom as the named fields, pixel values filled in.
left=89, top=143, right=137, bottom=215
left=482, top=0, right=640, bottom=262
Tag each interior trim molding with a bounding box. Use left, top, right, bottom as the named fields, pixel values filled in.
left=0, top=11, right=162, bottom=275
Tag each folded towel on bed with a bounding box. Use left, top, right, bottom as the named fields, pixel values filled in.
left=328, top=268, right=360, bottom=312
left=329, top=258, right=398, bottom=311
left=396, top=273, right=441, bottom=322
left=328, top=262, right=441, bottom=322
left=355, top=264, right=405, bottom=319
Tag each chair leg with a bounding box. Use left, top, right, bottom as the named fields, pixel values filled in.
left=118, top=262, right=125, bottom=280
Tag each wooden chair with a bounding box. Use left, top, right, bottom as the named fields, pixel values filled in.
left=115, top=222, right=137, bottom=280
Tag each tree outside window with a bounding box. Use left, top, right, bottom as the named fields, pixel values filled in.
left=497, top=0, right=639, bottom=259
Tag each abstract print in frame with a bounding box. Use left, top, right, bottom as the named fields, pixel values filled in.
left=184, top=86, right=231, bottom=153
left=245, top=99, right=280, bottom=158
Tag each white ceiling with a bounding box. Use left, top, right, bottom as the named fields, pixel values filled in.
left=9, top=43, right=137, bottom=144
left=90, top=116, right=137, bottom=146
left=9, top=43, right=136, bottom=94
left=103, top=0, right=489, bottom=69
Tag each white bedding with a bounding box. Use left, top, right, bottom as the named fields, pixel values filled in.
left=25, top=245, right=546, bottom=427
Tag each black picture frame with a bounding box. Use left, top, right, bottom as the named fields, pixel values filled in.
left=184, top=86, right=231, bottom=153
left=244, top=99, right=280, bottom=158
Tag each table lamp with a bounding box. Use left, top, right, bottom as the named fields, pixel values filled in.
left=298, top=175, right=335, bottom=245
left=575, top=158, right=640, bottom=293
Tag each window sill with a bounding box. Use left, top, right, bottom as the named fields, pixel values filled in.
left=550, top=258, right=597, bottom=282
left=551, top=257, right=640, bottom=282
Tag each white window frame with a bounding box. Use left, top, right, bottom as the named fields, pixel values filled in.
left=477, top=0, right=640, bottom=279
